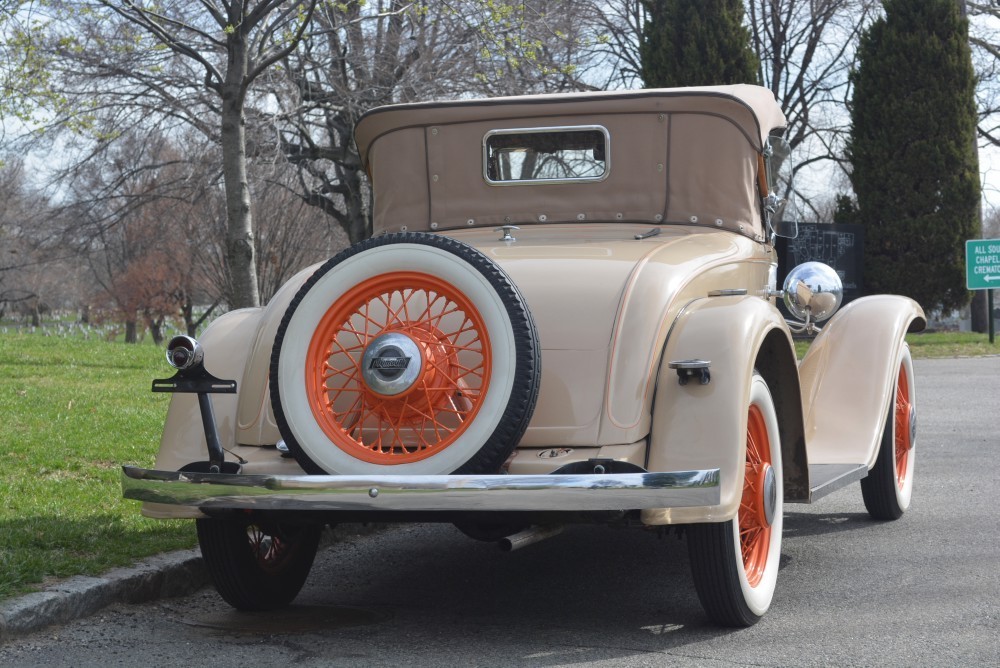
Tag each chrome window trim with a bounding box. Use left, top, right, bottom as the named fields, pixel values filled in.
left=482, top=125, right=611, bottom=186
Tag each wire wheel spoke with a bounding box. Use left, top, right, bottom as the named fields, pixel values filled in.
left=305, top=271, right=493, bottom=465
left=741, top=404, right=772, bottom=586
left=248, top=526, right=284, bottom=570
left=894, top=366, right=911, bottom=489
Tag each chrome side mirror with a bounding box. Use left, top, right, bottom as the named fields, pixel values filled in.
left=782, top=262, right=843, bottom=334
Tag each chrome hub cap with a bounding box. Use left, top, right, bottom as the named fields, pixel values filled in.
left=761, top=463, right=777, bottom=527
left=908, top=404, right=917, bottom=451
left=361, top=332, right=422, bottom=396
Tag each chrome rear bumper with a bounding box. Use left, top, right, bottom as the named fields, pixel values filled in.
left=122, top=466, right=720, bottom=513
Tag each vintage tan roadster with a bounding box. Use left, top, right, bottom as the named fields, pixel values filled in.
left=123, top=85, right=925, bottom=627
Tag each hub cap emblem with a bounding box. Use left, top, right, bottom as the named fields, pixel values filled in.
left=361, top=333, right=422, bottom=395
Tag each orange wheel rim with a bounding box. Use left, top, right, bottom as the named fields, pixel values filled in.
left=248, top=525, right=289, bottom=572
left=894, top=364, right=911, bottom=490
left=305, top=272, right=491, bottom=464
left=740, top=404, right=772, bottom=587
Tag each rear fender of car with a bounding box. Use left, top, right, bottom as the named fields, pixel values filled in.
left=154, top=265, right=322, bottom=472
left=231, top=265, right=322, bottom=446
left=641, top=295, right=806, bottom=525
left=798, top=295, right=925, bottom=470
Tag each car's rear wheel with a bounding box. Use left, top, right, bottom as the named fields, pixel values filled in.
left=687, top=373, right=783, bottom=627
left=861, top=345, right=915, bottom=520
left=196, top=518, right=322, bottom=611
left=271, top=232, right=540, bottom=475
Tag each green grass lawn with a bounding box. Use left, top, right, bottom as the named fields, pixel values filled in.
left=904, top=330, right=1000, bottom=358
left=794, top=329, right=999, bottom=359
left=0, top=333, right=196, bottom=601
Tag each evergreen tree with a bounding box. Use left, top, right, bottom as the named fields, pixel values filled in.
left=847, top=0, right=980, bottom=312
left=640, top=0, right=757, bottom=88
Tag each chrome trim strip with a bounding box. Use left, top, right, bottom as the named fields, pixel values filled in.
left=122, top=466, right=720, bottom=512
left=800, top=463, right=868, bottom=504
left=482, top=125, right=611, bottom=186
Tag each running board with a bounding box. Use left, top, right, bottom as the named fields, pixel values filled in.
left=790, top=463, right=868, bottom=504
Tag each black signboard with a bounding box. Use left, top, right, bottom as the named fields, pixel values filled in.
left=776, top=223, right=865, bottom=304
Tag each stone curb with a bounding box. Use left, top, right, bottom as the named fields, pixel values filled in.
left=0, top=548, right=207, bottom=644
left=0, top=523, right=384, bottom=645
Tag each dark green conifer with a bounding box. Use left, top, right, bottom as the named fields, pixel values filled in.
left=847, top=0, right=980, bottom=312
left=640, top=0, right=757, bottom=88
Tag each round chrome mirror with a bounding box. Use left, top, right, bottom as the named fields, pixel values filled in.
left=783, top=262, right=843, bottom=323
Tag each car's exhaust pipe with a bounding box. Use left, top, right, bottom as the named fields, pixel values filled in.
left=499, top=525, right=564, bottom=552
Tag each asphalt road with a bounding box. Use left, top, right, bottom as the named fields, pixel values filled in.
left=2, top=357, right=998, bottom=667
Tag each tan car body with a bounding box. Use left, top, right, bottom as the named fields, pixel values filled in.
left=140, top=85, right=924, bottom=524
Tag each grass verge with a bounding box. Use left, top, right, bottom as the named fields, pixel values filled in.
left=794, top=330, right=999, bottom=359
left=903, top=330, right=1000, bottom=358
left=0, top=334, right=195, bottom=601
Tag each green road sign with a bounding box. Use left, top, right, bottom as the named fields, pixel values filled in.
left=966, top=239, right=1000, bottom=290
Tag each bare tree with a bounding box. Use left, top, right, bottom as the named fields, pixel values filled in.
left=62, top=132, right=198, bottom=341
left=0, top=159, right=38, bottom=316
left=0, top=158, right=79, bottom=323
left=967, top=1, right=1000, bottom=149
left=1, top=1, right=43, bottom=129
left=273, top=0, right=596, bottom=242
left=573, top=0, right=646, bottom=89
left=745, top=0, right=879, bottom=218
left=10, top=1, right=320, bottom=309
left=986, top=207, right=1000, bottom=237
left=99, top=0, right=323, bottom=309
left=252, top=164, right=349, bottom=301
left=455, top=0, right=603, bottom=94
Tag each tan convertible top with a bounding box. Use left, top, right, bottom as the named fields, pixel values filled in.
left=354, top=85, right=787, bottom=239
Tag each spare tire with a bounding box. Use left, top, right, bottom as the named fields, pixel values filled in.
left=270, top=232, right=540, bottom=475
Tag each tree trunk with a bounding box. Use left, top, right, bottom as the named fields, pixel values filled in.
left=147, top=315, right=164, bottom=345
left=182, top=299, right=195, bottom=336
left=125, top=320, right=138, bottom=343
left=221, top=27, right=260, bottom=309
left=183, top=297, right=220, bottom=337
left=345, top=167, right=369, bottom=244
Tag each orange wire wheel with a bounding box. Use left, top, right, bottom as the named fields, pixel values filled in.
left=271, top=233, right=540, bottom=475
left=305, top=272, right=492, bottom=465
left=893, top=363, right=912, bottom=491
left=740, top=403, right=775, bottom=588
left=688, top=372, right=783, bottom=627
left=862, top=346, right=916, bottom=520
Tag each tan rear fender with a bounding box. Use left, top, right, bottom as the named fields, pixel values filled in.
left=641, top=295, right=800, bottom=525
left=154, top=264, right=323, bottom=472
left=799, top=295, right=926, bottom=469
